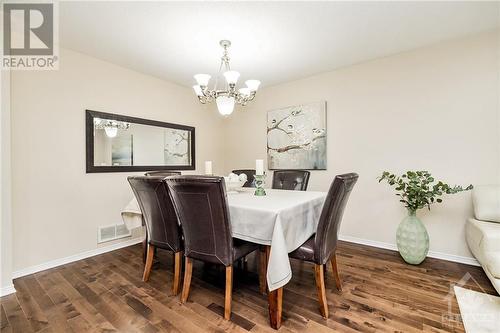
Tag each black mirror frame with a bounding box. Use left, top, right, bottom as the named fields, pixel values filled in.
left=86, top=110, right=196, bottom=173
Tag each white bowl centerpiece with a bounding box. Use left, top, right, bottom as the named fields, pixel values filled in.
left=224, top=173, right=248, bottom=193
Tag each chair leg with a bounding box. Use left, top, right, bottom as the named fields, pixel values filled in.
left=143, top=244, right=155, bottom=282
left=224, top=265, right=233, bottom=320
left=259, top=247, right=268, bottom=294
left=181, top=257, right=193, bottom=303
left=243, top=256, right=248, bottom=271
left=330, top=253, right=342, bottom=291
left=314, top=264, right=329, bottom=318
left=142, top=230, right=148, bottom=263
left=172, top=251, right=182, bottom=295
left=237, top=258, right=243, bottom=270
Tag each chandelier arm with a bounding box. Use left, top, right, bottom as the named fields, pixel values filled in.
left=235, top=93, right=246, bottom=103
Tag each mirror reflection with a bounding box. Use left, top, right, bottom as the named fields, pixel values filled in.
left=93, top=118, right=192, bottom=167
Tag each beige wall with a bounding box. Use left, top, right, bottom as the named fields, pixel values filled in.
left=10, top=48, right=226, bottom=271
left=1, top=69, right=13, bottom=294
left=224, top=31, right=500, bottom=259
left=9, top=31, right=499, bottom=273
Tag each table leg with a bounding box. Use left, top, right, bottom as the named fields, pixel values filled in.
left=268, top=287, right=283, bottom=329
left=265, top=245, right=283, bottom=329
left=259, top=246, right=268, bottom=294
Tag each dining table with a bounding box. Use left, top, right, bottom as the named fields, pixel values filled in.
left=122, top=186, right=327, bottom=329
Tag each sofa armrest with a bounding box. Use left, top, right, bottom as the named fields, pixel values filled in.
left=480, top=225, right=500, bottom=253
left=485, top=254, right=500, bottom=279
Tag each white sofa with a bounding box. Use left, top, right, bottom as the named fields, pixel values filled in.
left=465, top=185, right=500, bottom=294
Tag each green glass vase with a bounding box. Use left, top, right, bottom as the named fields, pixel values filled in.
left=396, top=210, right=429, bottom=265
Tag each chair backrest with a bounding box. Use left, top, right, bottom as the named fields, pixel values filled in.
left=272, top=170, right=311, bottom=191
left=144, top=171, right=181, bottom=177
left=165, top=176, right=234, bottom=266
left=127, top=176, right=182, bottom=252
left=313, top=173, right=358, bottom=264
left=232, top=169, right=256, bottom=187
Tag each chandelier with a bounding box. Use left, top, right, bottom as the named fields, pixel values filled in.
left=193, top=40, right=261, bottom=116
left=94, top=118, right=130, bottom=138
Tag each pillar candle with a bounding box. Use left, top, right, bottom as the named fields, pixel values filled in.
left=256, top=159, right=264, bottom=175
left=205, top=161, right=213, bottom=175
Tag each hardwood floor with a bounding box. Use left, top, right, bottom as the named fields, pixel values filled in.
left=1, top=241, right=496, bottom=332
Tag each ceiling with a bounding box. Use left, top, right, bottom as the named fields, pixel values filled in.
left=60, top=1, right=499, bottom=88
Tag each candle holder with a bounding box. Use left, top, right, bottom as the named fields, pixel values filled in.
left=254, top=174, right=266, bottom=196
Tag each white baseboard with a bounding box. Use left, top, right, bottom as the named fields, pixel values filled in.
left=339, top=234, right=480, bottom=266
left=0, top=284, right=16, bottom=297
left=9, top=234, right=479, bottom=282
left=12, top=237, right=143, bottom=279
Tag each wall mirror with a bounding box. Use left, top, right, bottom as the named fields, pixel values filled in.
left=86, top=110, right=195, bottom=173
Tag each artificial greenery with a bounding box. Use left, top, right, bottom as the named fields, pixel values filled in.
left=378, top=171, right=473, bottom=212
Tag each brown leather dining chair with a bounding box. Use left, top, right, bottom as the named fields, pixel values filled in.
left=272, top=170, right=311, bottom=191
left=139, top=171, right=181, bottom=262
left=231, top=169, right=256, bottom=187
left=165, top=176, right=261, bottom=320
left=128, top=176, right=183, bottom=295
left=289, top=173, right=358, bottom=318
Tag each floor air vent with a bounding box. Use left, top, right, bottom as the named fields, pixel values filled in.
left=98, top=223, right=132, bottom=243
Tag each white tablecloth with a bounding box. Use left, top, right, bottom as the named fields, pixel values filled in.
left=121, top=188, right=326, bottom=291
left=228, top=189, right=326, bottom=290
left=121, top=198, right=143, bottom=230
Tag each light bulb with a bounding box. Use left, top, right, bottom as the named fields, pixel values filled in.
left=223, top=71, right=240, bottom=85
left=245, top=79, right=261, bottom=91
left=194, top=74, right=211, bottom=87
left=216, top=96, right=235, bottom=116
left=105, top=126, right=118, bottom=138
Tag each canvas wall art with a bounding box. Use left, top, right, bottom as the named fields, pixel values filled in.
left=267, top=101, right=327, bottom=170
left=164, top=128, right=192, bottom=165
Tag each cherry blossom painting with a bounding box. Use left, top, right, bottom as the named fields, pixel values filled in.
left=267, top=102, right=327, bottom=170
left=164, top=129, right=191, bottom=165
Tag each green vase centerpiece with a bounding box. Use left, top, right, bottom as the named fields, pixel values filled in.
left=254, top=174, right=267, bottom=196
left=378, top=171, right=472, bottom=265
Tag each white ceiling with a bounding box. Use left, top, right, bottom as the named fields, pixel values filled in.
left=60, top=1, right=499, bottom=88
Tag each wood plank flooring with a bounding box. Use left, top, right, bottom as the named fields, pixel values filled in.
left=1, top=241, right=496, bottom=332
